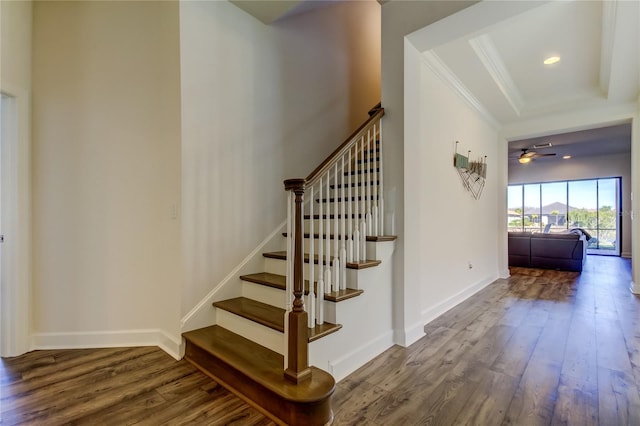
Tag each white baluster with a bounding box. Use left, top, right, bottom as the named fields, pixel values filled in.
left=378, top=119, right=385, bottom=235
left=360, top=136, right=367, bottom=259
left=366, top=130, right=372, bottom=237
left=316, top=270, right=324, bottom=325
left=333, top=163, right=339, bottom=292
left=372, top=123, right=379, bottom=237
left=324, top=266, right=332, bottom=298
left=360, top=220, right=367, bottom=261
left=347, top=149, right=353, bottom=262
left=354, top=143, right=360, bottom=263
left=340, top=247, right=347, bottom=291
left=308, top=186, right=315, bottom=328
left=333, top=258, right=340, bottom=293
left=325, top=173, right=332, bottom=294
left=340, top=156, right=347, bottom=290
left=317, top=177, right=324, bottom=325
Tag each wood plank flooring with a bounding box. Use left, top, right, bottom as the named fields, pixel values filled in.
left=2, top=255, right=639, bottom=425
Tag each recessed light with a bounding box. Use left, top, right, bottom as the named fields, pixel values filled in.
left=544, top=56, right=561, bottom=65
left=562, top=155, right=571, bottom=159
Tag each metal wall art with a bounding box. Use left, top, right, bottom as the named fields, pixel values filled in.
left=453, top=141, right=487, bottom=200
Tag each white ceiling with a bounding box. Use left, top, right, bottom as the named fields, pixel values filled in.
left=418, top=0, right=639, bottom=160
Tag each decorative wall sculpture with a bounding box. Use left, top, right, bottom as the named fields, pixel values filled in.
left=453, top=141, right=487, bottom=200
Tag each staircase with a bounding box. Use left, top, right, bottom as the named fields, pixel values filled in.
left=182, top=105, right=393, bottom=425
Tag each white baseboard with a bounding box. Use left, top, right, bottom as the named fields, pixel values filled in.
left=499, top=268, right=511, bottom=279
left=328, top=330, right=395, bottom=382
left=395, top=321, right=427, bottom=347
left=631, top=281, right=640, bottom=295
left=31, top=329, right=182, bottom=360
left=421, top=275, right=496, bottom=328
left=622, top=252, right=632, bottom=259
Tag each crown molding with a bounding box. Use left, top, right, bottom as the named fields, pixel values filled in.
left=599, top=0, right=618, bottom=98
left=422, top=50, right=501, bottom=129
left=469, top=34, right=524, bottom=116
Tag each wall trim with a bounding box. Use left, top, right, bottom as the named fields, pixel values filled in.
left=0, top=84, right=32, bottom=358
left=421, top=51, right=500, bottom=130
left=622, top=251, right=632, bottom=259
left=631, top=281, right=640, bottom=295
left=469, top=34, right=524, bottom=115
left=180, top=220, right=286, bottom=332
left=421, top=275, right=497, bottom=327
left=396, top=321, right=427, bottom=348
left=499, top=268, right=511, bottom=279
left=31, top=329, right=183, bottom=360
left=599, top=0, right=617, bottom=97
left=328, top=330, right=395, bottom=382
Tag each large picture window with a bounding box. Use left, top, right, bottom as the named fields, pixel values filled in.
left=507, top=178, right=621, bottom=255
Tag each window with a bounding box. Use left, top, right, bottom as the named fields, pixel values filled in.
left=507, top=178, right=621, bottom=255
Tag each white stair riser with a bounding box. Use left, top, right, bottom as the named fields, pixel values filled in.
left=297, top=237, right=383, bottom=255
left=240, top=281, right=338, bottom=324
left=302, top=217, right=379, bottom=234
left=263, top=257, right=362, bottom=293
left=264, top=257, right=357, bottom=281
left=216, top=309, right=284, bottom=355
left=241, top=281, right=286, bottom=309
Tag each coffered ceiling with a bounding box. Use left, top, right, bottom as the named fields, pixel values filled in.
left=427, top=0, right=639, bottom=126
left=415, top=0, right=639, bottom=160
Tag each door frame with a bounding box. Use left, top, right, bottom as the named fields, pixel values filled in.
left=1, top=87, right=32, bottom=357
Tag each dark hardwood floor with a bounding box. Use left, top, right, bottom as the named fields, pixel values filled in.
left=2, top=255, right=639, bottom=425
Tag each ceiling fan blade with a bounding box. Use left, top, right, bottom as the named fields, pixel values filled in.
left=532, top=153, right=556, bottom=157
left=522, top=151, right=537, bottom=158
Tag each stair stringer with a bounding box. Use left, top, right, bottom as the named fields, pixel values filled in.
left=309, top=240, right=396, bottom=382
left=180, top=221, right=286, bottom=335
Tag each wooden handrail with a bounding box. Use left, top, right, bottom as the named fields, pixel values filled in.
left=282, top=103, right=383, bottom=384
left=305, top=107, right=384, bottom=187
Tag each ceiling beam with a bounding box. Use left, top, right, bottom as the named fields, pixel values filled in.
left=469, top=34, right=524, bottom=117
left=602, top=0, right=640, bottom=102
left=229, top=0, right=303, bottom=25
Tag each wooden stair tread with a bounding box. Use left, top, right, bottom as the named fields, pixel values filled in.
left=214, top=297, right=283, bottom=332
left=214, top=297, right=343, bottom=340
left=316, top=195, right=379, bottom=203
left=331, top=180, right=379, bottom=189
left=240, top=272, right=364, bottom=302
left=282, top=232, right=397, bottom=242
left=263, top=251, right=381, bottom=269
left=367, top=235, right=397, bottom=242
left=346, top=168, right=379, bottom=175
left=304, top=213, right=365, bottom=220
left=325, top=288, right=364, bottom=302
left=182, top=325, right=334, bottom=424
left=240, top=272, right=286, bottom=290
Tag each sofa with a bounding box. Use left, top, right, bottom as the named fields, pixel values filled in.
left=508, top=231, right=587, bottom=272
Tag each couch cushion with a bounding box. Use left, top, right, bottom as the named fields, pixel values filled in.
left=531, top=233, right=583, bottom=260
left=508, top=232, right=532, bottom=267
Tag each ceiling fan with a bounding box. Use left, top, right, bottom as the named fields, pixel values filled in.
left=518, top=144, right=556, bottom=164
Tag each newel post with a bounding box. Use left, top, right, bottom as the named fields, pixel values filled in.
left=283, top=178, right=311, bottom=383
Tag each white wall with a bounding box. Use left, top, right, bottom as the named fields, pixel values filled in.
left=179, top=0, right=381, bottom=317
left=403, top=43, right=499, bottom=343
left=509, top=153, right=632, bottom=257
left=31, top=1, right=183, bottom=354
left=381, top=1, right=478, bottom=345
left=0, top=0, right=33, bottom=356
